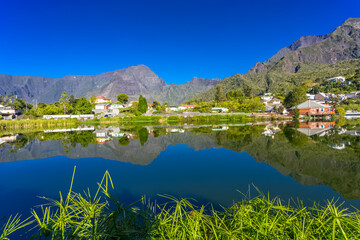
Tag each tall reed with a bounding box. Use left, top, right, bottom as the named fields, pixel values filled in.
left=2, top=168, right=360, bottom=239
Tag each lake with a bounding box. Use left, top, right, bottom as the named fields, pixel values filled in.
left=1, top=121, right=360, bottom=234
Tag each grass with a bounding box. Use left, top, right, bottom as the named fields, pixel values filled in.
left=3, top=168, right=360, bottom=239
left=0, top=119, right=79, bottom=130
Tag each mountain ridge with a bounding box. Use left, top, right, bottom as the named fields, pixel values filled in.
left=0, top=64, right=220, bottom=105
left=193, top=17, right=360, bottom=101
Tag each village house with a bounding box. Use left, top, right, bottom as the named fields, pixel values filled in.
left=212, top=125, right=229, bottom=131
left=94, top=129, right=112, bottom=144
left=178, top=105, right=196, bottom=111
left=299, top=121, right=336, bottom=129
left=212, top=107, right=229, bottom=113
left=297, top=121, right=336, bottom=136
left=268, top=98, right=281, bottom=105
left=94, top=96, right=111, bottom=104
left=169, top=106, right=179, bottom=111
left=128, top=101, right=138, bottom=107
left=0, top=134, right=18, bottom=145
left=0, top=105, right=16, bottom=120
left=108, top=104, right=124, bottom=110
left=95, top=103, right=110, bottom=110
left=326, top=76, right=346, bottom=84
left=314, top=93, right=330, bottom=102
left=346, top=91, right=360, bottom=98
left=306, top=94, right=315, bottom=100
left=292, top=100, right=335, bottom=117
left=261, top=93, right=273, bottom=102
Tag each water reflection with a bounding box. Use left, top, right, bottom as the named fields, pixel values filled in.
left=1, top=120, right=360, bottom=200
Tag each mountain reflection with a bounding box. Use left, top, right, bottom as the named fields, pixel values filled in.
left=1, top=121, right=360, bottom=199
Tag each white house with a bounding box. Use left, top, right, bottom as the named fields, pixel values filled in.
left=0, top=106, right=16, bottom=115
left=261, top=93, right=273, bottom=102
left=94, top=96, right=111, bottom=104
left=169, top=106, right=179, bottom=111
left=178, top=105, right=196, bottom=111
left=306, top=94, right=315, bottom=100
left=327, top=76, right=346, bottom=83
left=212, top=107, right=229, bottom=113
left=95, top=104, right=110, bottom=110
left=268, top=98, right=281, bottom=105
left=109, top=104, right=124, bottom=109
left=0, top=105, right=16, bottom=119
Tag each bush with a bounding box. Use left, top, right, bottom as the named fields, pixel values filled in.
left=336, top=107, right=346, bottom=117
left=167, top=116, right=181, bottom=122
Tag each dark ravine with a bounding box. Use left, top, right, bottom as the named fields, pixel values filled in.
left=0, top=65, right=220, bottom=105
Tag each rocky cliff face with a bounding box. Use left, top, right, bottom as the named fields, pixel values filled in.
left=277, top=18, right=360, bottom=72
left=194, top=18, right=360, bottom=101
left=264, top=18, right=360, bottom=69
left=0, top=65, right=219, bottom=105
left=249, top=62, right=268, bottom=73
left=265, top=35, right=327, bottom=63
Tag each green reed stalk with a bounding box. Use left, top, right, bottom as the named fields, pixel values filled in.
left=3, top=168, right=360, bottom=239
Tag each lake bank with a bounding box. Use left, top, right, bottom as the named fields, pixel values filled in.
left=0, top=113, right=295, bottom=131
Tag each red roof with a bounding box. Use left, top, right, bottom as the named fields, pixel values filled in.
left=182, top=105, right=196, bottom=108
left=148, top=103, right=153, bottom=106
left=96, top=96, right=110, bottom=100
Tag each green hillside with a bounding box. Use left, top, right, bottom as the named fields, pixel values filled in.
left=193, top=18, right=360, bottom=101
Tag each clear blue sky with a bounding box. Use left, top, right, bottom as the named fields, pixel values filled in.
left=1, top=0, right=359, bottom=84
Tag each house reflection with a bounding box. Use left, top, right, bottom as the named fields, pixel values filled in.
left=297, top=122, right=336, bottom=136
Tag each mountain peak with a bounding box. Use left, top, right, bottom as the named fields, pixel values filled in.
left=187, top=77, right=221, bottom=86
left=249, top=62, right=267, bottom=73
left=342, top=18, right=360, bottom=29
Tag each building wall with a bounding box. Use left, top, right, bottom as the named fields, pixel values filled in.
left=299, top=122, right=335, bottom=129
left=299, top=107, right=335, bottom=115
left=95, top=99, right=110, bottom=104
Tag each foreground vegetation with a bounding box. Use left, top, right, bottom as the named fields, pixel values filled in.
left=2, top=168, right=360, bottom=240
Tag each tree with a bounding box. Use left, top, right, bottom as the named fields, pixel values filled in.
left=137, top=95, right=148, bottom=114
left=138, top=128, right=149, bottom=146
left=243, top=84, right=253, bottom=98
left=283, top=87, right=307, bottom=108
left=41, top=104, right=61, bottom=115
left=336, top=107, right=346, bottom=117
left=226, top=90, right=243, bottom=100
left=117, top=94, right=129, bottom=104
left=75, top=97, right=93, bottom=114
left=37, top=102, right=47, bottom=108
left=69, top=94, right=77, bottom=108
left=12, top=99, right=31, bottom=110
left=215, top=85, right=226, bottom=103
left=59, top=92, right=69, bottom=114
left=89, top=96, right=96, bottom=104
left=152, top=100, right=160, bottom=109
left=118, top=136, right=130, bottom=146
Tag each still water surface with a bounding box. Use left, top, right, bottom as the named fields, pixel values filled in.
left=1, top=122, right=360, bottom=221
